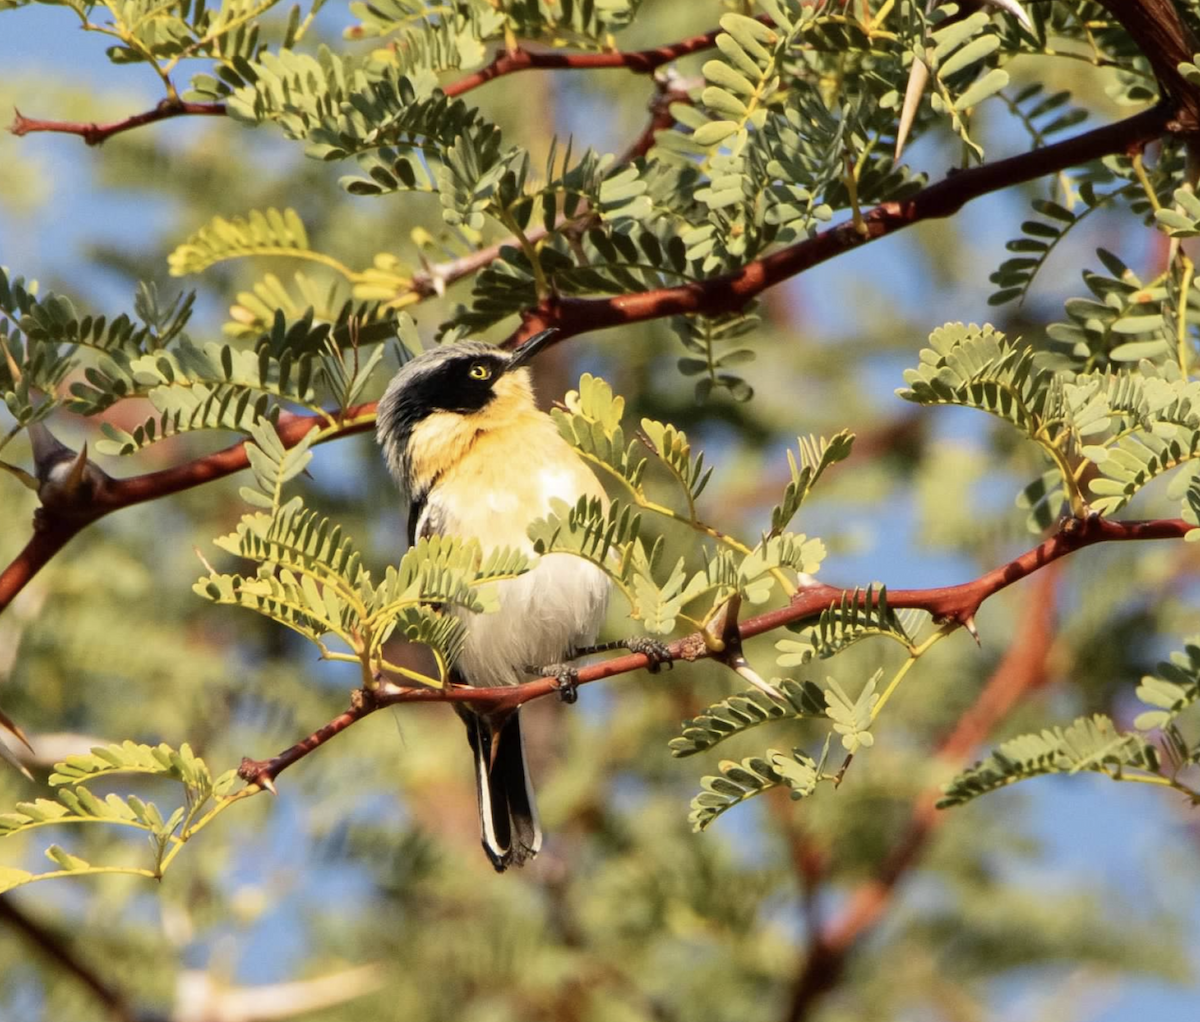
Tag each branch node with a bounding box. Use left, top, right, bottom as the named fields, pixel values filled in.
left=676, top=633, right=709, bottom=661
left=28, top=423, right=113, bottom=526
left=237, top=756, right=276, bottom=794
left=706, top=595, right=785, bottom=701
left=350, top=686, right=377, bottom=711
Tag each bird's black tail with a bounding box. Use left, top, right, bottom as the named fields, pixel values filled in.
left=461, top=708, right=542, bottom=872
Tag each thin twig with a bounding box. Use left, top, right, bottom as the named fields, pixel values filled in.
left=7, top=16, right=756, bottom=146
left=10, top=100, right=226, bottom=146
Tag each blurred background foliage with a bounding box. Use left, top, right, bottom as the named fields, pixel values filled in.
left=1, top=2, right=1199, bottom=1021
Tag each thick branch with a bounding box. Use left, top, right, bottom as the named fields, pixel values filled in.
left=510, top=104, right=1172, bottom=344
left=0, top=894, right=163, bottom=1022
left=236, top=515, right=1185, bottom=792
left=0, top=102, right=1178, bottom=612
left=0, top=405, right=375, bottom=613
left=0, top=47, right=687, bottom=613
left=1096, top=0, right=1200, bottom=128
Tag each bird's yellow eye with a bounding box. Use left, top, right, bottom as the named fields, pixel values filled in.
left=469, top=363, right=491, bottom=381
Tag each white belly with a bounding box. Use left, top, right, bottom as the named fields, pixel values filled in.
left=422, top=457, right=612, bottom=687
left=455, top=553, right=611, bottom=687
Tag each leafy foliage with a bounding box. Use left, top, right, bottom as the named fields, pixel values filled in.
left=899, top=318, right=1200, bottom=524
left=537, top=373, right=836, bottom=632
left=197, top=420, right=531, bottom=679
left=939, top=714, right=1165, bottom=807
left=0, top=742, right=240, bottom=894
left=688, top=747, right=821, bottom=832
left=918, top=8, right=1011, bottom=158
left=989, top=191, right=1110, bottom=307
left=167, top=206, right=313, bottom=275
left=776, top=586, right=921, bottom=666
left=670, top=679, right=827, bottom=758
left=3, top=0, right=1200, bottom=1016
left=767, top=430, right=855, bottom=535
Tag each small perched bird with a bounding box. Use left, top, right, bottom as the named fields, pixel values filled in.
left=375, top=331, right=612, bottom=871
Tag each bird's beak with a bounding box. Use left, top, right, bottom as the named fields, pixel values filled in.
left=506, top=329, right=559, bottom=371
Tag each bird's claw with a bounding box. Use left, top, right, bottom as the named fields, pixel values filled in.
left=626, top=636, right=672, bottom=674
left=532, top=663, right=580, bottom=704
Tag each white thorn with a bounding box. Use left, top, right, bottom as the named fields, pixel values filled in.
left=978, top=0, right=1031, bottom=30
left=895, top=57, right=929, bottom=161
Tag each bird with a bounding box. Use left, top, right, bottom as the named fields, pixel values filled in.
left=375, top=330, right=621, bottom=871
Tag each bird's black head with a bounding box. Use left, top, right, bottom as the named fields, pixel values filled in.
left=375, top=331, right=558, bottom=492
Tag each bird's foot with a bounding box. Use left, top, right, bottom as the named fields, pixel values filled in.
left=529, top=662, right=580, bottom=704
left=568, top=636, right=674, bottom=673
left=623, top=636, right=672, bottom=674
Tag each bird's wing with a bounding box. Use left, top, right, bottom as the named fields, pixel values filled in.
left=409, top=491, right=446, bottom=546
left=406, top=490, right=425, bottom=547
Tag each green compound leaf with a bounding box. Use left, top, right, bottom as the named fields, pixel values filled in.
left=688, top=749, right=819, bottom=832
left=214, top=504, right=370, bottom=592
left=168, top=207, right=311, bottom=276
left=552, top=373, right=647, bottom=493
left=738, top=533, right=825, bottom=604
left=923, top=10, right=1008, bottom=158
left=824, top=671, right=880, bottom=753
left=240, top=418, right=319, bottom=508
left=639, top=418, right=712, bottom=511
left=776, top=586, right=921, bottom=666
left=527, top=496, right=641, bottom=586
left=769, top=430, right=855, bottom=536
left=670, top=679, right=827, bottom=758
left=989, top=190, right=1111, bottom=307
left=669, top=307, right=760, bottom=403
left=1154, top=187, right=1200, bottom=239
left=897, top=322, right=1047, bottom=437
left=1132, top=636, right=1200, bottom=731
left=48, top=740, right=217, bottom=791
left=939, top=714, right=1161, bottom=807
left=630, top=544, right=688, bottom=635
left=196, top=566, right=363, bottom=650
left=1087, top=425, right=1200, bottom=515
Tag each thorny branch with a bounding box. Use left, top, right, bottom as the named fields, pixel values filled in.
left=6, top=15, right=759, bottom=145
left=0, top=404, right=375, bottom=614
left=0, top=94, right=1184, bottom=610
left=235, top=515, right=1183, bottom=792
left=0, top=0, right=1193, bottom=620
left=9, top=99, right=225, bottom=147
left=506, top=104, right=1172, bottom=346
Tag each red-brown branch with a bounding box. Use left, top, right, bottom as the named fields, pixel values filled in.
left=784, top=563, right=1061, bottom=1022
left=0, top=405, right=375, bottom=614
left=0, top=96, right=1178, bottom=615
left=236, top=515, right=1182, bottom=792
left=508, top=103, right=1173, bottom=345
left=0, top=35, right=696, bottom=613
left=7, top=16, right=750, bottom=146
left=442, top=19, right=761, bottom=97
left=9, top=100, right=225, bottom=146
